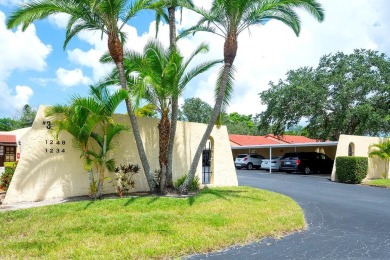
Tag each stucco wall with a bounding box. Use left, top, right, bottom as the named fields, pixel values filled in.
left=4, top=106, right=237, bottom=204
left=331, top=134, right=387, bottom=181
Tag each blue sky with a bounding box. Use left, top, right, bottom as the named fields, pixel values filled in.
left=1, top=0, right=390, bottom=119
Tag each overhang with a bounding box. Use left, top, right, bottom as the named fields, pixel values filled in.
left=231, top=141, right=338, bottom=150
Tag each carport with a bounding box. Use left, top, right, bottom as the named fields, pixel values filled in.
left=231, top=141, right=338, bottom=173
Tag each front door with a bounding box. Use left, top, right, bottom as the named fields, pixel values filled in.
left=4, top=146, right=16, bottom=165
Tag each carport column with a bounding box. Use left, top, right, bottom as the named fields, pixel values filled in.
left=269, top=147, right=272, bottom=173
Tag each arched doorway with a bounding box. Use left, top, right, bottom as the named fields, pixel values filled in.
left=202, top=138, right=214, bottom=184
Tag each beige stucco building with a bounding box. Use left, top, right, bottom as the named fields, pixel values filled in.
left=331, top=134, right=389, bottom=181
left=4, top=106, right=238, bottom=204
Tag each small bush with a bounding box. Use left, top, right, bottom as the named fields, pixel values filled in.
left=112, top=164, right=139, bottom=197
left=0, top=166, right=16, bottom=191
left=174, top=175, right=200, bottom=192
left=336, top=156, right=368, bottom=184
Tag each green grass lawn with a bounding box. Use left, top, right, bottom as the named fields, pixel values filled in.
left=365, top=179, right=390, bottom=188
left=0, top=186, right=304, bottom=259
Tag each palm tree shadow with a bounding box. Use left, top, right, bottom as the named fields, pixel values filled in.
left=188, top=187, right=268, bottom=206
left=188, top=188, right=244, bottom=206
left=83, top=200, right=95, bottom=210
left=124, top=196, right=141, bottom=206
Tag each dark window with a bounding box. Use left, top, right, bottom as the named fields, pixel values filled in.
left=348, top=143, right=355, bottom=156
left=5, top=146, right=15, bottom=162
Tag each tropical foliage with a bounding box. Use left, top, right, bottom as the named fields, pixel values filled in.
left=7, top=0, right=158, bottom=193
left=259, top=49, right=390, bottom=141
left=178, top=0, right=324, bottom=193
left=369, top=138, right=390, bottom=179
left=101, top=40, right=220, bottom=193
left=46, top=85, right=128, bottom=198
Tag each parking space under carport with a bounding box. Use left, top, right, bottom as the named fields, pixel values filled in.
left=231, top=141, right=338, bottom=174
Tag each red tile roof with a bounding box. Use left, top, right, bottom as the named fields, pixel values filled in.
left=229, top=134, right=320, bottom=146
left=265, top=134, right=319, bottom=144
left=229, top=134, right=281, bottom=146
left=0, top=134, right=16, bottom=144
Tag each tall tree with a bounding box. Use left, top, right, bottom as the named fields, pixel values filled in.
left=150, top=0, right=194, bottom=190
left=223, top=112, right=261, bottom=135
left=101, top=40, right=220, bottom=193
left=7, top=0, right=159, bottom=192
left=178, top=0, right=324, bottom=193
left=18, top=104, right=37, bottom=128
left=259, top=49, right=390, bottom=140
left=178, top=97, right=213, bottom=123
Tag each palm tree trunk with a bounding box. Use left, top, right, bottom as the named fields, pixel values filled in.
left=158, top=110, right=170, bottom=194
left=97, top=167, right=105, bottom=198
left=166, top=5, right=177, bottom=190
left=179, top=32, right=237, bottom=194
left=116, top=61, right=157, bottom=193
left=179, top=63, right=232, bottom=194
left=167, top=97, right=178, bottom=189
left=168, top=6, right=176, bottom=50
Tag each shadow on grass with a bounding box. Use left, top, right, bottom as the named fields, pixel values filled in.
left=83, top=200, right=95, bottom=210
left=188, top=188, right=257, bottom=206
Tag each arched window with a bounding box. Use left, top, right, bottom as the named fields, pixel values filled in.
left=348, top=142, right=355, bottom=156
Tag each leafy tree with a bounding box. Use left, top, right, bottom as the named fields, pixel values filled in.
left=223, top=112, right=262, bottom=135
left=7, top=0, right=159, bottom=193
left=0, top=118, right=18, bottom=131
left=259, top=49, right=390, bottom=141
left=0, top=105, right=36, bottom=131
left=135, top=104, right=158, bottom=118
left=369, top=138, right=390, bottom=179
left=101, top=40, right=220, bottom=193
left=18, top=104, right=37, bottom=128
left=179, top=97, right=212, bottom=123
left=179, top=0, right=324, bottom=193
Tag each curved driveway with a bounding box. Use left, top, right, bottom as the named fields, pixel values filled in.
left=188, top=170, right=390, bottom=259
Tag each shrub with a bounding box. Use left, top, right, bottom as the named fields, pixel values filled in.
left=112, top=164, right=139, bottom=197
left=174, top=175, right=200, bottom=192
left=0, top=166, right=16, bottom=191
left=336, top=156, right=368, bottom=184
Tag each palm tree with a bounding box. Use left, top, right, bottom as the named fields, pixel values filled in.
left=46, top=85, right=128, bottom=198
left=7, top=0, right=158, bottom=193
left=73, top=85, right=128, bottom=197
left=369, top=139, right=390, bottom=179
left=149, top=0, right=194, bottom=189
left=178, top=0, right=325, bottom=193
left=101, top=39, right=221, bottom=193
left=45, top=104, right=101, bottom=197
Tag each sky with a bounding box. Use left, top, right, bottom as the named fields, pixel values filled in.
left=0, top=0, right=390, bottom=119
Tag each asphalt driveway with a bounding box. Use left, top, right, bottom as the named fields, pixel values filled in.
left=188, top=170, right=390, bottom=259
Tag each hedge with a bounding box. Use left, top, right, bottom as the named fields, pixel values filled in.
left=336, top=156, right=368, bottom=184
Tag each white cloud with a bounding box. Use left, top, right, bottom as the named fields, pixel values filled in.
left=0, top=10, right=51, bottom=117
left=56, top=68, right=92, bottom=87
left=48, top=13, right=70, bottom=29
left=0, top=11, right=52, bottom=80
left=0, top=82, right=33, bottom=117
